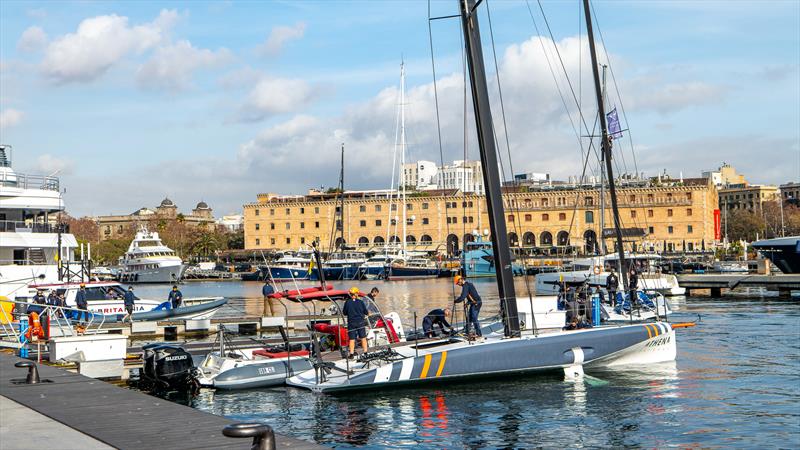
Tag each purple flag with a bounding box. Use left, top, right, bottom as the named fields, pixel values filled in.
left=607, top=107, right=623, bottom=139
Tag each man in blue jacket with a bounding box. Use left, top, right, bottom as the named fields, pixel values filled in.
left=122, top=286, right=136, bottom=323
left=75, top=283, right=89, bottom=324
left=168, top=285, right=183, bottom=309
left=454, top=275, right=483, bottom=338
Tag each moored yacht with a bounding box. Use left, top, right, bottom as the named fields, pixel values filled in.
left=535, top=253, right=685, bottom=296
left=118, top=227, right=186, bottom=283
left=0, top=145, right=78, bottom=301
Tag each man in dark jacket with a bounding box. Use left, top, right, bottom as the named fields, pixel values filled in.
left=606, top=268, right=619, bottom=306
left=628, top=269, right=639, bottom=304
left=168, top=285, right=183, bottom=309
left=454, top=275, right=483, bottom=337
left=29, top=289, right=46, bottom=315
left=75, top=283, right=89, bottom=324
left=343, top=287, right=369, bottom=358
left=422, top=308, right=452, bottom=338
left=122, top=286, right=136, bottom=323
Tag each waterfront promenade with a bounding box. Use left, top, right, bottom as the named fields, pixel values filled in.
left=0, top=352, right=323, bottom=450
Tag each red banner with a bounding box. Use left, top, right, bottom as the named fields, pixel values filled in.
left=713, top=209, right=721, bottom=240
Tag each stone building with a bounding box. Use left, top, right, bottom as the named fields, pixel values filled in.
left=96, top=198, right=215, bottom=240
left=243, top=180, right=719, bottom=255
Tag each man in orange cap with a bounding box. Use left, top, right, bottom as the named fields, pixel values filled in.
left=342, top=287, right=369, bottom=358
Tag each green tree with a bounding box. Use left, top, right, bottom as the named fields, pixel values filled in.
left=193, top=232, right=219, bottom=258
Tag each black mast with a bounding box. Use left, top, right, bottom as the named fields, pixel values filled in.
left=583, top=0, right=628, bottom=290
left=338, top=143, right=345, bottom=251
left=460, top=0, right=520, bottom=337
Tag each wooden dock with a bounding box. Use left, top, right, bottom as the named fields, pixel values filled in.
left=676, top=273, right=800, bottom=297
left=0, top=352, right=324, bottom=450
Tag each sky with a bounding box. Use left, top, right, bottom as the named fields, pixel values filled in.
left=1, top=0, right=798, bottom=218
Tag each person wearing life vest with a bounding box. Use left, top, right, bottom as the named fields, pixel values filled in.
left=454, top=275, right=483, bottom=338
left=168, top=285, right=183, bottom=309
left=606, top=268, right=619, bottom=306
left=342, top=287, right=369, bottom=358
left=75, top=283, right=90, bottom=324
left=122, top=286, right=136, bottom=323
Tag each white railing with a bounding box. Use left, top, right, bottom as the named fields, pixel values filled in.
left=0, top=299, right=107, bottom=349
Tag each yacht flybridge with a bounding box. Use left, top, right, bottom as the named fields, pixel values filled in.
left=118, top=227, right=186, bottom=283
left=0, top=145, right=77, bottom=301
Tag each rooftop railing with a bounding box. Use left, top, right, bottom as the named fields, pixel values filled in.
left=0, top=171, right=60, bottom=191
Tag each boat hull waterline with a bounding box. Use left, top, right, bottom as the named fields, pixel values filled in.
left=287, top=322, right=675, bottom=393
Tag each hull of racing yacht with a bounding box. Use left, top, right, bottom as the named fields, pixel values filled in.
left=286, top=322, right=676, bottom=393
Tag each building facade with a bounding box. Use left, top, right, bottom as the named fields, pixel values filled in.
left=96, top=198, right=215, bottom=240
left=780, top=182, right=800, bottom=205
left=243, top=180, right=718, bottom=254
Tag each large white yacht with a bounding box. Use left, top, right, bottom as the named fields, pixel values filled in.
left=118, top=227, right=186, bottom=283
left=0, top=145, right=78, bottom=301
left=535, top=252, right=686, bottom=296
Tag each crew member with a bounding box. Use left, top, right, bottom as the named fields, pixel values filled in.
left=75, top=283, right=89, bottom=324
left=168, top=285, right=183, bottom=309
left=422, top=308, right=452, bottom=338
left=366, top=287, right=380, bottom=302
left=454, top=275, right=482, bottom=338
left=606, top=268, right=619, bottom=306
left=122, top=286, right=136, bottom=323
left=628, top=268, right=639, bottom=304
left=29, top=289, right=47, bottom=315
left=342, top=287, right=369, bottom=358
left=262, top=282, right=276, bottom=316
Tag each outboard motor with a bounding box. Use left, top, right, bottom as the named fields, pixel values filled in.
left=141, top=343, right=198, bottom=394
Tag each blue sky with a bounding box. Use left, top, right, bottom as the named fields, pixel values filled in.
left=1, top=0, right=798, bottom=217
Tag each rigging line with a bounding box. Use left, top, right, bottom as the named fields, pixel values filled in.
left=524, top=0, right=587, bottom=163
left=483, top=0, right=536, bottom=293
left=427, top=1, right=457, bottom=307
left=565, top=114, right=600, bottom=256
left=590, top=1, right=639, bottom=178
left=485, top=0, right=516, bottom=182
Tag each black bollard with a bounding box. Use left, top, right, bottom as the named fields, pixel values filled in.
left=15, top=361, right=41, bottom=384
left=222, top=422, right=275, bottom=450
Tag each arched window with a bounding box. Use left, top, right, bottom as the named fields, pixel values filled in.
left=522, top=232, right=535, bottom=246
left=583, top=229, right=598, bottom=254
left=358, top=236, right=369, bottom=246
left=373, top=236, right=385, bottom=244
left=540, top=231, right=553, bottom=246
left=463, top=233, right=476, bottom=244
left=420, top=234, right=433, bottom=244
left=334, top=237, right=346, bottom=248
left=508, top=232, right=519, bottom=246
left=389, top=235, right=401, bottom=243
left=406, top=235, right=416, bottom=244
left=556, top=231, right=570, bottom=246
left=446, top=234, right=459, bottom=255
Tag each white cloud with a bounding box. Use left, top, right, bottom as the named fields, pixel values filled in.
left=258, top=22, right=306, bottom=56
left=626, top=81, right=727, bottom=114
left=136, top=40, right=232, bottom=91
left=237, top=76, right=317, bottom=121
left=17, top=26, right=48, bottom=52
left=40, top=9, right=178, bottom=84
left=36, top=154, right=74, bottom=175
left=0, top=109, right=24, bottom=129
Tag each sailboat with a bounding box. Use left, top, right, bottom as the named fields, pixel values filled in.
left=286, top=0, right=676, bottom=393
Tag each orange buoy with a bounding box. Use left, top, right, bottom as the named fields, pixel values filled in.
left=671, top=322, right=696, bottom=329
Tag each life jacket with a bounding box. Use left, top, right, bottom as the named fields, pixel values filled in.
left=25, top=312, right=45, bottom=341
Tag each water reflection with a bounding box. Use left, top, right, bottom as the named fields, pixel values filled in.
left=134, top=281, right=800, bottom=448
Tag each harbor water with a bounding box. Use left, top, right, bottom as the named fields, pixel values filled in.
left=135, top=279, right=800, bottom=448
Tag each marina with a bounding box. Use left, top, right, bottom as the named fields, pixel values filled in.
left=1, top=0, right=798, bottom=448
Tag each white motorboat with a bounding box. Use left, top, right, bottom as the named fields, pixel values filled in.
left=23, top=280, right=225, bottom=321
left=118, top=227, right=186, bottom=283
left=0, top=145, right=78, bottom=301
left=535, top=253, right=686, bottom=296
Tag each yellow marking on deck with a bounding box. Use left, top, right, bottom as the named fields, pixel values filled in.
left=420, top=354, right=432, bottom=379
left=435, top=351, right=447, bottom=377
left=645, top=325, right=652, bottom=339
